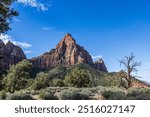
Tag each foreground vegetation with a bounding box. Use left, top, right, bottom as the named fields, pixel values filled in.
left=0, top=59, right=149, bottom=100
left=0, top=86, right=150, bottom=100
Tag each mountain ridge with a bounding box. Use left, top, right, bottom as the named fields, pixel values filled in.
left=0, top=40, right=26, bottom=72
left=0, top=34, right=149, bottom=88
left=30, top=33, right=108, bottom=72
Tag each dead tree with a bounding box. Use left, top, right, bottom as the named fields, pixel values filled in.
left=119, top=53, right=141, bottom=89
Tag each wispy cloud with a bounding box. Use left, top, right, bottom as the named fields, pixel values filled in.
left=17, top=0, right=52, bottom=11
left=0, top=34, right=31, bottom=49
left=13, top=18, right=20, bottom=22
left=92, top=55, right=102, bottom=60
left=24, top=50, right=33, bottom=54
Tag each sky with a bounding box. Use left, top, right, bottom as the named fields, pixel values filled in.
left=0, top=0, right=150, bottom=82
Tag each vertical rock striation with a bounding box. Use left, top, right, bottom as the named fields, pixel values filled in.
left=30, top=33, right=108, bottom=72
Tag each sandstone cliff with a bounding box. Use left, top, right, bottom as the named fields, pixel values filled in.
left=30, top=33, right=108, bottom=72
left=93, top=59, right=108, bottom=72
left=0, top=40, right=26, bottom=71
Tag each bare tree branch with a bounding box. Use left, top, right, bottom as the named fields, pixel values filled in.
left=118, top=53, right=141, bottom=89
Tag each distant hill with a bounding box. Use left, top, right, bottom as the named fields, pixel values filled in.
left=47, top=63, right=148, bottom=88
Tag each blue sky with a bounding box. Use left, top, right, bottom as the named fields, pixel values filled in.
left=1, top=0, right=150, bottom=82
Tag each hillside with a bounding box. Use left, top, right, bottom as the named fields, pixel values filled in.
left=0, top=63, right=149, bottom=100
left=46, top=63, right=148, bottom=88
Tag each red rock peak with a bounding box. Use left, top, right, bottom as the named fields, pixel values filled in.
left=56, top=33, right=76, bottom=48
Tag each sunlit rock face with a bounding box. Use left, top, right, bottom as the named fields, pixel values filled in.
left=30, top=33, right=94, bottom=69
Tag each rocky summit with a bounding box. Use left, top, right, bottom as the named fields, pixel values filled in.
left=0, top=33, right=108, bottom=72
left=0, top=40, right=26, bottom=71
left=30, top=33, right=108, bottom=72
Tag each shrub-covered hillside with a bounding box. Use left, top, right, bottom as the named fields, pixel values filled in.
left=0, top=60, right=149, bottom=100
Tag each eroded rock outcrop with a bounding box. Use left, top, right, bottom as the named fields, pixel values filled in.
left=0, top=40, right=26, bottom=71
left=93, top=59, right=108, bottom=72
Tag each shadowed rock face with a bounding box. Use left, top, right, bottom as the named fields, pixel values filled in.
left=0, top=40, right=26, bottom=71
left=93, top=59, right=108, bottom=72
left=30, top=33, right=108, bottom=72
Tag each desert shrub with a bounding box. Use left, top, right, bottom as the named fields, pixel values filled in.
left=52, top=79, right=65, bottom=87
left=39, top=91, right=58, bottom=100
left=80, top=88, right=95, bottom=97
left=48, top=66, right=67, bottom=80
left=6, top=92, right=33, bottom=100
left=0, top=90, right=7, bottom=100
left=44, top=87, right=70, bottom=95
left=94, top=86, right=107, bottom=92
left=126, top=88, right=150, bottom=100
left=57, top=89, right=89, bottom=100
left=100, top=87, right=126, bottom=100
left=31, top=72, right=50, bottom=90
left=64, top=64, right=127, bottom=88
left=30, top=90, right=40, bottom=95
left=64, top=68, right=91, bottom=88
left=28, top=79, right=34, bottom=88
left=44, top=88, right=57, bottom=94
left=66, top=88, right=82, bottom=92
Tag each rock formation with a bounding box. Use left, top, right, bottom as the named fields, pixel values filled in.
left=93, top=59, right=108, bottom=72
left=0, top=34, right=108, bottom=72
left=30, top=33, right=108, bottom=72
left=0, top=40, right=26, bottom=71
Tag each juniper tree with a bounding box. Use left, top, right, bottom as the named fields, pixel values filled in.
left=3, top=60, right=32, bottom=93
left=0, top=0, right=18, bottom=34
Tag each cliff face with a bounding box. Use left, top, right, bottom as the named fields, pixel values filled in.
left=93, top=59, right=108, bottom=72
left=0, top=34, right=108, bottom=72
left=0, top=40, right=26, bottom=71
left=30, top=33, right=108, bottom=72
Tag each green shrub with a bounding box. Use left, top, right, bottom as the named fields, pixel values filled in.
left=57, top=89, right=89, bottom=100
left=48, top=66, right=67, bottom=80
left=30, top=90, right=40, bottom=95
left=52, top=79, right=65, bottom=87
left=126, top=88, right=150, bottom=100
left=39, top=91, right=58, bottom=100
left=64, top=68, right=91, bottom=88
left=31, top=72, right=50, bottom=90
left=6, top=92, right=33, bottom=100
left=0, top=90, right=7, bottom=100
left=3, top=60, right=32, bottom=93
left=100, top=87, right=126, bottom=100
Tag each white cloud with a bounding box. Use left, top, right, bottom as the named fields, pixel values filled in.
left=92, top=55, right=102, bottom=60
left=0, top=34, right=31, bottom=49
left=24, top=50, right=33, bottom=54
left=17, top=0, right=52, bottom=11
